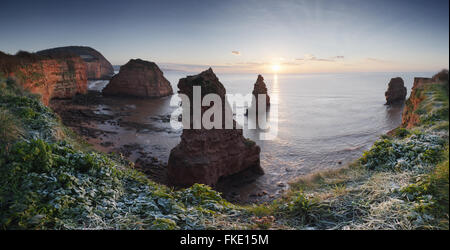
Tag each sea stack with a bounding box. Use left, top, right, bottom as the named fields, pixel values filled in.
left=385, top=77, right=407, bottom=105
left=168, top=68, right=263, bottom=186
left=247, top=75, right=270, bottom=115
left=102, top=59, right=173, bottom=98
left=37, top=46, right=114, bottom=80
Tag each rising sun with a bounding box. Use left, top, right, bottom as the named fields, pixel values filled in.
left=272, top=64, right=281, bottom=72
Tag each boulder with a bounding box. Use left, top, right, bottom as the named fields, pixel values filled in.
left=168, top=68, right=263, bottom=186
left=37, top=46, right=114, bottom=80
left=102, top=59, right=173, bottom=98
left=385, top=77, right=407, bottom=105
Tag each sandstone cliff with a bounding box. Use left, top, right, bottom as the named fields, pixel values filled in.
left=168, top=68, right=263, bottom=186
left=385, top=77, right=407, bottom=105
left=102, top=59, right=173, bottom=98
left=37, top=46, right=114, bottom=80
left=0, top=51, right=87, bottom=106
left=402, top=70, right=449, bottom=128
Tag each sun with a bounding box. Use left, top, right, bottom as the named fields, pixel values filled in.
left=272, top=64, right=281, bottom=72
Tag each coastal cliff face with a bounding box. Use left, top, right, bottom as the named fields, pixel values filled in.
left=385, top=77, right=407, bottom=105
left=168, top=68, right=262, bottom=186
left=402, top=78, right=432, bottom=128
left=402, top=70, right=449, bottom=128
left=37, top=46, right=114, bottom=80
left=0, top=51, right=87, bottom=106
left=102, top=59, right=173, bottom=98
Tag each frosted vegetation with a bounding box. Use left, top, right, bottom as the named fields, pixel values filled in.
left=0, top=72, right=448, bottom=230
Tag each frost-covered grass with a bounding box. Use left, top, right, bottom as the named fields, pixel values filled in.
left=1, top=73, right=448, bottom=230
left=0, top=77, right=249, bottom=230
left=268, top=76, right=449, bottom=230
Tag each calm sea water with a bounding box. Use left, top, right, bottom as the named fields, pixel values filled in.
left=88, top=71, right=435, bottom=201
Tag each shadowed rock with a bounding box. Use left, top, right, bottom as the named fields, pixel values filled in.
left=246, top=74, right=270, bottom=116
left=385, top=77, right=407, bottom=105
left=168, top=68, right=263, bottom=186
left=102, top=59, right=173, bottom=98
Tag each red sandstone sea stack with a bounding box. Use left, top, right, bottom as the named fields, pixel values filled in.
left=252, top=74, right=270, bottom=107
left=385, top=77, right=407, bottom=105
left=246, top=74, right=270, bottom=115
left=102, top=59, right=173, bottom=98
left=168, top=68, right=263, bottom=186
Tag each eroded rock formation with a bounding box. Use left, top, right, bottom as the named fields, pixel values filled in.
left=246, top=75, right=270, bottom=116
left=385, top=77, right=407, bottom=105
left=168, top=68, right=263, bottom=186
left=0, top=51, right=87, bottom=105
left=37, top=46, right=114, bottom=80
left=402, top=71, right=449, bottom=128
left=102, top=59, right=173, bottom=98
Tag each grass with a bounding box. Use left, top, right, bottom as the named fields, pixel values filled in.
left=0, top=76, right=251, bottom=230
left=244, top=71, right=449, bottom=230
left=0, top=70, right=448, bottom=230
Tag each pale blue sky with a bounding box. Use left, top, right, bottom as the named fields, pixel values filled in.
left=1, top=0, right=448, bottom=73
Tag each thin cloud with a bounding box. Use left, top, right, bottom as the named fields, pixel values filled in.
left=296, top=54, right=344, bottom=62
left=231, top=51, right=241, bottom=56
left=365, top=57, right=391, bottom=63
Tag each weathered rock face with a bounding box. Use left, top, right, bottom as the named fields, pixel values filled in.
left=0, top=51, right=87, bottom=106
left=385, top=77, right=407, bottom=105
left=246, top=75, right=270, bottom=115
left=402, top=70, right=449, bottom=129
left=252, top=74, right=270, bottom=106
left=37, top=46, right=114, bottom=80
left=168, top=68, right=263, bottom=186
left=102, top=59, right=173, bottom=98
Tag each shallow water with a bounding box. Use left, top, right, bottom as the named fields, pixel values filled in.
left=81, top=71, right=434, bottom=202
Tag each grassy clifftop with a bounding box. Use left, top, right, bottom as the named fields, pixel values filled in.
left=0, top=70, right=448, bottom=230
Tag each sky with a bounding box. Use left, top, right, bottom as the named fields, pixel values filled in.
left=0, top=0, right=448, bottom=73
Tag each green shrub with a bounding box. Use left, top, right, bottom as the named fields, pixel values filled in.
left=0, top=108, right=23, bottom=146
left=150, top=218, right=178, bottom=230
left=392, top=127, right=411, bottom=139
left=288, top=191, right=313, bottom=215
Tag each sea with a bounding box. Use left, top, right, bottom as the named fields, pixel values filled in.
left=87, top=70, right=435, bottom=202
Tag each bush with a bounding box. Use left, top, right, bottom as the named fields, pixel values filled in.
left=392, top=127, right=411, bottom=139
left=0, top=108, right=23, bottom=146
